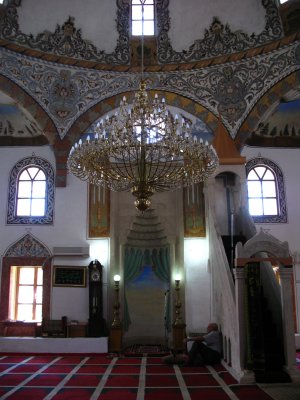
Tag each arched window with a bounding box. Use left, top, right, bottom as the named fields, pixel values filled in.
left=16, top=167, right=46, bottom=217
left=7, top=156, right=55, bottom=225
left=131, top=0, right=155, bottom=36
left=246, top=158, right=287, bottom=223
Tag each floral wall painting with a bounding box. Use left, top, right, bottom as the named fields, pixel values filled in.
left=247, top=98, right=300, bottom=147
left=88, top=184, right=110, bottom=238
left=183, top=182, right=206, bottom=237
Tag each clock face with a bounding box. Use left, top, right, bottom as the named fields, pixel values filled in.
left=91, top=270, right=100, bottom=282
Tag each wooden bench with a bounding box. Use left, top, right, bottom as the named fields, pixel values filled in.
left=0, top=321, right=38, bottom=337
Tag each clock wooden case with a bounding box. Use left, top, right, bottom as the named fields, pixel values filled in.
left=88, top=260, right=107, bottom=337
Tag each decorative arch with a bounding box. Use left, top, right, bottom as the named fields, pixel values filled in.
left=67, top=89, right=219, bottom=144
left=0, top=74, right=58, bottom=145
left=235, top=228, right=292, bottom=266
left=0, top=234, right=52, bottom=321
left=0, top=75, right=71, bottom=188
left=235, top=70, right=300, bottom=149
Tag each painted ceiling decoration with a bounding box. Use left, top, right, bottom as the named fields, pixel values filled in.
left=0, top=111, right=39, bottom=137
left=247, top=98, right=300, bottom=147
left=0, top=39, right=299, bottom=139
left=156, top=0, right=283, bottom=64
left=0, top=0, right=298, bottom=156
left=0, top=0, right=282, bottom=66
left=0, top=103, right=43, bottom=139
left=0, top=0, right=131, bottom=65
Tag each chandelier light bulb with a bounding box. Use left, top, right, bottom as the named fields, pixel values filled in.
left=67, top=81, right=219, bottom=212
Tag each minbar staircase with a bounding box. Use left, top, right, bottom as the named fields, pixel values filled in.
left=245, top=264, right=291, bottom=383
left=221, top=235, right=246, bottom=270
left=254, top=292, right=291, bottom=383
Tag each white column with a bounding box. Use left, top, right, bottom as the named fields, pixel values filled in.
left=233, top=267, right=246, bottom=373
left=233, top=266, right=255, bottom=383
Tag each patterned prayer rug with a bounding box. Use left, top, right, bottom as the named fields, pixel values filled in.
left=123, top=344, right=170, bottom=356
left=0, top=353, right=290, bottom=399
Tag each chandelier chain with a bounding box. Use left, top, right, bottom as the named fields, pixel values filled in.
left=67, top=0, right=219, bottom=211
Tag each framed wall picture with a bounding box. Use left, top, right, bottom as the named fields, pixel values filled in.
left=53, top=266, right=86, bottom=287
left=88, top=184, right=110, bottom=238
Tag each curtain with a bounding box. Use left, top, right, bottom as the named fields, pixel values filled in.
left=151, top=247, right=171, bottom=332
left=123, top=245, right=171, bottom=332
left=123, top=247, right=144, bottom=331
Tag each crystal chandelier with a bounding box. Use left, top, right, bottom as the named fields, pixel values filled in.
left=67, top=3, right=219, bottom=212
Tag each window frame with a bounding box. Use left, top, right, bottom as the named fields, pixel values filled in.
left=14, top=266, right=43, bottom=322
left=131, top=0, right=155, bottom=37
left=16, top=166, right=47, bottom=217
left=246, top=158, right=287, bottom=223
left=7, top=156, right=55, bottom=225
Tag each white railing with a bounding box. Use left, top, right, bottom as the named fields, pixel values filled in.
left=207, top=200, right=238, bottom=367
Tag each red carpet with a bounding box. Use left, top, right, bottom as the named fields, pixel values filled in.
left=0, top=353, right=278, bottom=399
left=296, top=351, right=300, bottom=371
left=123, top=344, right=169, bottom=357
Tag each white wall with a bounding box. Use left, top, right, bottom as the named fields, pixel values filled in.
left=17, top=0, right=118, bottom=53
left=16, top=0, right=267, bottom=55
left=184, top=238, right=211, bottom=333
left=242, top=146, right=300, bottom=252
left=0, top=143, right=215, bottom=335
left=0, top=145, right=110, bottom=322
left=242, top=146, right=300, bottom=333
left=169, top=0, right=266, bottom=51
left=4, top=143, right=299, bottom=338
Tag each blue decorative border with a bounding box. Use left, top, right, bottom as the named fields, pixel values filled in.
left=6, top=156, right=55, bottom=225
left=1, top=40, right=299, bottom=140
left=245, top=157, right=287, bottom=223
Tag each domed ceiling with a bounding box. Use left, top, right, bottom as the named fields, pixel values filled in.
left=0, top=92, right=47, bottom=145
left=246, top=89, right=300, bottom=147
left=0, top=0, right=299, bottom=151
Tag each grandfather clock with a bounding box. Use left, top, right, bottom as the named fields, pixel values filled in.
left=88, top=260, right=107, bottom=337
